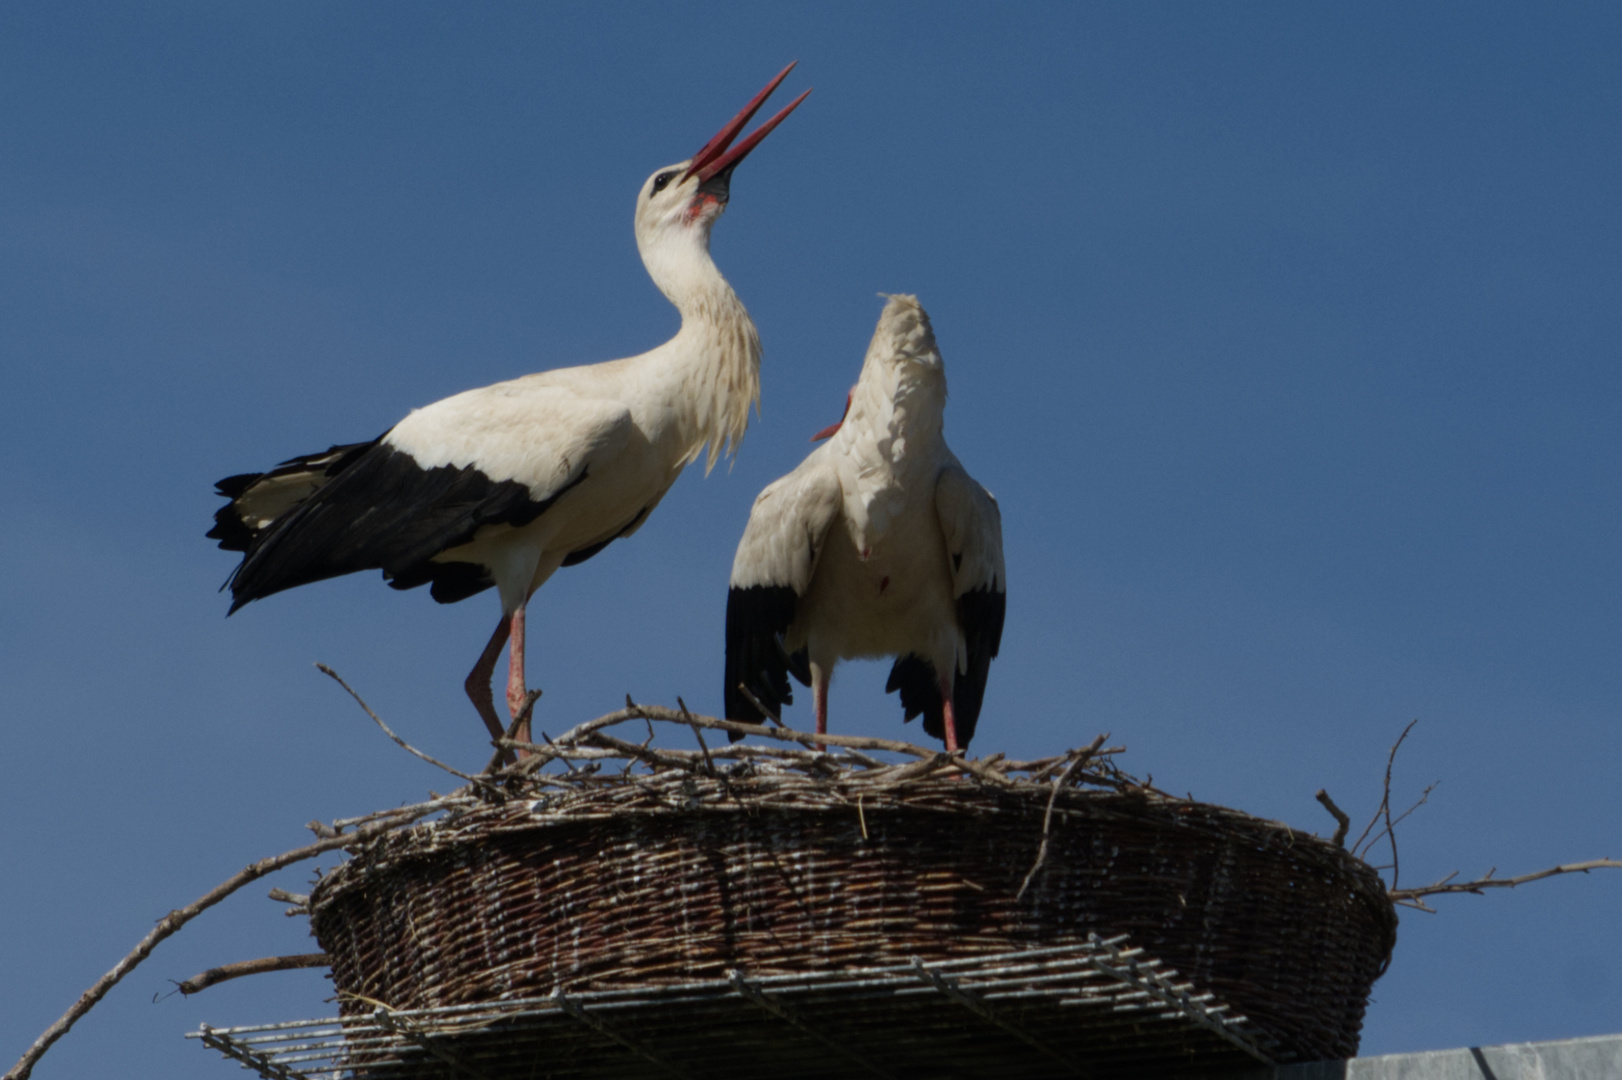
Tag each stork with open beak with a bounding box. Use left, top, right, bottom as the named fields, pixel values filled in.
left=210, top=65, right=810, bottom=759
left=724, top=295, right=1006, bottom=752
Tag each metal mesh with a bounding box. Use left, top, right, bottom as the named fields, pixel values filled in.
left=190, top=935, right=1277, bottom=1080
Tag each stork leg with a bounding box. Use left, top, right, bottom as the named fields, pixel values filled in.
left=938, top=673, right=960, bottom=754
left=505, top=605, right=533, bottom=754
left=465, top=608, right=536, bottom=765
left=813, top=667, right=831, bottom=752
left=465, top=614, right=514, bottom=747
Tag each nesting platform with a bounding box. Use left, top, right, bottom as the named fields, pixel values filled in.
left=192, top=936, right=1275, bottom=1079
left=194, top=713, right=1398, bottom=1078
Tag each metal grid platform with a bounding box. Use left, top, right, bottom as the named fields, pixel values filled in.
left=190, top=934, right=1279, bottom=1079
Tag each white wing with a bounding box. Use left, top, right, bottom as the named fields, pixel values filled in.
left=935, top=461, right=1005, bottom=602
left=387, top=377, right=636, bottom=499
left=933, top=460, right=1006, bottom=743
left=724, top=456, right=843, bottom=722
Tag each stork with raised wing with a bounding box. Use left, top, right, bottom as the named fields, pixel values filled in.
left=210, top=65, right=810, bottom=757
left=724, top=295, right=1006, bottom=752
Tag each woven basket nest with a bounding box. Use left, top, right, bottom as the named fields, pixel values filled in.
left=309, top=705, right=1398, bottom=1064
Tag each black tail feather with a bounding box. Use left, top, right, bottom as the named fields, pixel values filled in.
left=723, top=585, right=805, bottom=738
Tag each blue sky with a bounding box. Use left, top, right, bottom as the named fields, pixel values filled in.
left=2, top=4, right=1619, bottom=1076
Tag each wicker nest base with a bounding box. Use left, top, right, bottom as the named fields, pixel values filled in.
left=311, top=767, right=1395, bottom=1064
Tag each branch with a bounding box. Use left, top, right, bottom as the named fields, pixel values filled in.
left=1391, top=859, right=1622, bottom=908
left=316, top=663, right=482, bottom=785
left=1353, top=719, right=1418, bottom=858
left=1016, top=752, right=1087, bottom=900
left=1315, top=789, right=1350, bottom=848
left=172, top=953, right=331, bottom=996
left=3, top=803, right=440, bottom=1080
left=483, top=688, right=542, bottom=775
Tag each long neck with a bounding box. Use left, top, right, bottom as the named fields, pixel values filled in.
left=643, top=229, right=762, bottom=472
left=847, top=358, right=947, bottom=476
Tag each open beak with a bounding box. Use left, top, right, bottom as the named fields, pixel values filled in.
left=811, top=390, right=853, bottom=441
left=686, top=62, right=812, bottom=185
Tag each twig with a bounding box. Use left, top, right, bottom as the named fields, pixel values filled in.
left=1386, top=781, right=1438, bottom=836
left=1028, top=735, right=1107, bottom=783
left=587, top=733, right=709, bottom=776
left=515, top=707, right=923, bottom=761
left=1353, top=719, right=1418, bottom=857
left=1016, top=753, right=1086, bottom=900
left=331, top=799, right=456, bottom=832
left=735, top=683, right=786, bottom=727
left=677, top=697, right=720, bottom=782
left=483, top=689, right=542, bottom=774
left=4, top=802, right=441, bottom=1080
left=1314, top=789, right=1350, bottom=848
left=1391, top=859, right=1622, bottom=909
left=317, top=663, right=481, bottom=784
left=172, top=953, right=331, bottom=996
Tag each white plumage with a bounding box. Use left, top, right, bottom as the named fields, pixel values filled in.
left=724, top=295, right=1006, bottom=752
left=211, top=65, right=810, bottom=756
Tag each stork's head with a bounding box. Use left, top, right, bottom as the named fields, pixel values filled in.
left=813, top=297, right=945, bottom=444
left=635, top=64, right=810, bottom=282
left=833, top=295, right=947, bottom=448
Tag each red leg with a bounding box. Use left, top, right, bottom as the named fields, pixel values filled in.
left=505, top=605, right=532, bottom=757
left=464, top=615, right=513, bottom=746
left=938, top=673, right=960, bottom=754
left=813, top=667, right=830, bottom=752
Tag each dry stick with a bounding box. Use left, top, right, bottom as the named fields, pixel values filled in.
left=173, top=953, right=331, bottom=996
left=316, top=663, right=482, bottom=785
left=267, top=887, right=309, bottom=906
left=332, top=797, right=455, bottom=831
left=1385, top=781, right=1438, bottom=838
left=497, top=703, right=1154, bottom=794
left=1352, top=719, right=1419, bottom=857
left=483, top=689, right=543, bottom=775
left=1315, top=789, right=1351, bottom=848
left=735, top=684, right=787, bottom=728
left=516, top=706, right=921, bottom=763
left=3, top=803, right=441, bottom=1080
left=1391, top=859, right=1622, bottom=911
left=498, top=707, right=665, bottom=773
left=1016, top=753, right=1086, bottom=900
left=676, top=698, right=718, bottom=780
left=1030, top=734, right=1108, bottom=783
left=587, top=732, right=709, bottom=776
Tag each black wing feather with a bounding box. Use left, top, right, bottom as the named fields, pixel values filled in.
left=886, top=654, right=944, bottom=737
left=220, top=441, right=583, bottom=611
left=723, top=584, right=807, bottom=734
left=207, top=440, right=379, bottom=553
left=949, top=585, right=1006, bottom=748
left=883, top=586, right=1005, bottom=751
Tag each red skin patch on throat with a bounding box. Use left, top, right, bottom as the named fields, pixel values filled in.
left=685, top=195, right=721, bottom=223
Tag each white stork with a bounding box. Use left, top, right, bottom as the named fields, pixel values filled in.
left=210, top=64, right=810, bottom=756
left=724, top=295, right=1006, bottom=752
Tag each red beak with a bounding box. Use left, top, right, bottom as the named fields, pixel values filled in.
left=685, top=63, right=812, bottom=184
left=811, top=390, right=853, bottom=441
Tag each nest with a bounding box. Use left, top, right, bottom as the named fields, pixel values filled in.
left=309, top=707, right=1396, bottom=1064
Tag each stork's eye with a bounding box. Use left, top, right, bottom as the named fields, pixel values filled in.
left=651, top=171, right=677, bottom=194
